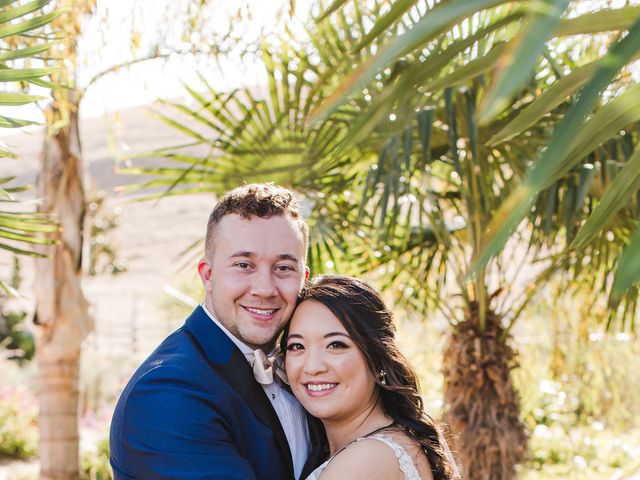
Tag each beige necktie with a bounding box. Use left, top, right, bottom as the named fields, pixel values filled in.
left=252, top=349, right=274, bottom=384
left=252, top=349, right=289, bottom=385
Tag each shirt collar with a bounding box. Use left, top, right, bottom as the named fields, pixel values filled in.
left=200, top=303, right=277, bottom=359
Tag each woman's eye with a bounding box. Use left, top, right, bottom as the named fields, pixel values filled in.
left=286, top=343, right=304, bottom=351
left=327, top=341, right=348, bottom=349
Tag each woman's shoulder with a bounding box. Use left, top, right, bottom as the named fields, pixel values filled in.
left=319, top=436, right=408, bottom=480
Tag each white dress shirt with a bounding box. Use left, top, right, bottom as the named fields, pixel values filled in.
left=201, top=304, right=310, bottom=479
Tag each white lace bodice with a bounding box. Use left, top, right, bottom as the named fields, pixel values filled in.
left=305, top=434, right=422, bottom=480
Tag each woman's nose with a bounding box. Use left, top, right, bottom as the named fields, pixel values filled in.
left=302, top=348, right=328, bottom=375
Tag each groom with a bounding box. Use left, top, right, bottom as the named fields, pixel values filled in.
left=110, top=183, right=326, bottom=479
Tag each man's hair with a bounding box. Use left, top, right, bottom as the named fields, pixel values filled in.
left=205, top=183, right=309, bottom=258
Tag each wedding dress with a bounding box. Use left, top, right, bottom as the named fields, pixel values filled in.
left=305, top=434, right=422, bottom=480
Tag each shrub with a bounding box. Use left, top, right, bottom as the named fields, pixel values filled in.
left=81, top=437, right=112, bottom=480
left=0, top=390, right=37, bottom=459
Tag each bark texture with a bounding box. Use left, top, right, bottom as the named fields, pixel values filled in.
left=35, top=106, right=92, bottom=480
left=443, top=303, right=527, bottom=480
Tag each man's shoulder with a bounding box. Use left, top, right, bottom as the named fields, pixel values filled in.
left=127, top=326, right=208, bottom=385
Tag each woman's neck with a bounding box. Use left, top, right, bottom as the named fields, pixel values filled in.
left=322, top=402, right=393, bottom=455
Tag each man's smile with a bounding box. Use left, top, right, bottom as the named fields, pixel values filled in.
left=242, top=306, right=280, bottom=317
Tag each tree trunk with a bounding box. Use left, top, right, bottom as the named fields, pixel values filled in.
left=443, top=303, right=527, bottom=480
left=34, top=104, right=91, bottom=480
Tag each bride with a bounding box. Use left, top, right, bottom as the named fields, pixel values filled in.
left=283, top=275, right=461, bottom=480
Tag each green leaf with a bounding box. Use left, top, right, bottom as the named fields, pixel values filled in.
left=0, top=139, right=16, bottom=158
left=0, top=91, right=46, bottom=105
left=0, top=66, right=60, bottom=82
left=0, top=115, right=38, bottom=128
left=0, top=0, right=52, bottom=25
left=571, top=146, right=640, bottom=249
left=470, top=15, right=640, bottom=277
left=560, top=83, right=640, bottom=181
left=478, top=0, right=571, bottom=124
left=0, top=0, right=60, bottom=262
left=334, top=12, right=524, bottom=150
left=0, top=217, right=58, bottom=233
left=555, top=5, right=640, bottom=37
left=0, top=227, right=54, bottom=244
left=428, top=41, right=507, bottom=91
left=610, top=223, right=640, bottom=303
left=315, top=0, right=350, bottom=23
left=0, top=176, right=17, bottom=185
left=0, top=41, right=55, bottom=61
left=355, top=0, right=417, bottom=51
left=0, top=278, right=19, bottom=297
left=310, top=0, right=521, bottom=124
left=487, top=60, right=599, bottom=145
left=150, top=111, right=209, bottom=144
left=28, top=77, right=64, bottom=89
left=0, top=9, right=63, bottom=40
left=0, top=240, right=48, bottom=257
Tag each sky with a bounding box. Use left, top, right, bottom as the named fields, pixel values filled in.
left=3, top=0, right=315, bottom=133
left=78, top=0, right=315, bottom=117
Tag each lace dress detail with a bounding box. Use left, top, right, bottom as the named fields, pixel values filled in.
left=305, top=434, right=421, bottom=480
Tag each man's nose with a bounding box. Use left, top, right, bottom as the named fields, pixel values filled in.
left=251, top=267, right=277, bottom=297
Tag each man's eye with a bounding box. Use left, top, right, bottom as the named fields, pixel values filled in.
left=235, top=262, right=250, bottom=269
left=286, top=343, right=304, bottom=351
left=276, top=265, right=294, bottom=272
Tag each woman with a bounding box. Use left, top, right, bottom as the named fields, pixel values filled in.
left=283, top=275, right=460, bottom=480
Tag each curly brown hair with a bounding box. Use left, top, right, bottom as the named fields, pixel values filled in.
left=283, top=275, right=459, bottom=480
left=205, top=183, right=308, bottom=258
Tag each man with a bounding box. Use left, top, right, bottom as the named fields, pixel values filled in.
left=110, top=184, right=326, bottom=479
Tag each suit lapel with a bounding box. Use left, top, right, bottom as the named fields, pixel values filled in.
left=216, top=349, right=294, bottom=477
left=183, top=307, right=294, bottom=478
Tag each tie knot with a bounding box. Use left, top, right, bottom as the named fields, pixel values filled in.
left=251, top=349, right=288, bottom=386
left=252, top=349, right=274, bottom=384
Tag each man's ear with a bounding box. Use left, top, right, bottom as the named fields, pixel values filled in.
left=198, top=259, right=213, bottom=291
left=304, top=266, right=310, bottom=280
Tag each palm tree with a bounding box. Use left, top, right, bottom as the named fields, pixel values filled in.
left=312, top=0, right=640, bottom=304
left=121, top=1, right=640, bottom=478
left=306, top=2, right=640, bottom=478
left=0, top=0, right=60, bottom=295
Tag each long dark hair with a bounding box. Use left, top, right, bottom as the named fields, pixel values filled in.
left=283, top=275, right=457, bottom=480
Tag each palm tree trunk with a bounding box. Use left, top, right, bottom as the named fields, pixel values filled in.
left=443, top=302, right=527, bottom=480
left=34, top=104, right=92, bottom=480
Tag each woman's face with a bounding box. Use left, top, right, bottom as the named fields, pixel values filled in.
left=285, top=300, right=378, bottom=423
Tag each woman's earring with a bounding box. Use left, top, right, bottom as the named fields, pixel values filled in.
left=378, top=369, right=387, bottom=385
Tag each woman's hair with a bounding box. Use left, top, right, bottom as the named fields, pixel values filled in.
left=283, top=274, right=457, bottom=480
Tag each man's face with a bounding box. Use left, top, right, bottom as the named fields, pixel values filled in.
left=198, top=214, right=308, bottom=352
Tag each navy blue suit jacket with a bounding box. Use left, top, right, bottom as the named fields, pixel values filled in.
left=110, top=306, right=326, bottom=479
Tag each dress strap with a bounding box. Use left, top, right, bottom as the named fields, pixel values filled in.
left=355, top=434, right=422, bottom=480
left=331, top=422, right=396, bottom=458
